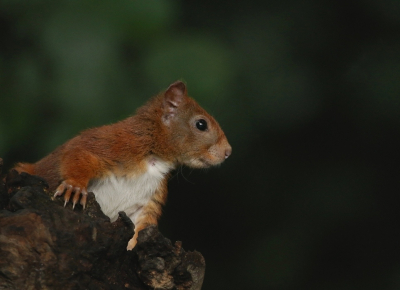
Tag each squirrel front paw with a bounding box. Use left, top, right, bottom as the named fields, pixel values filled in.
left=54, top=180, right=88, bottom=209
left=127, top=231, right=139, bottom=251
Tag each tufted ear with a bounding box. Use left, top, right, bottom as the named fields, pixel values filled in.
left=162, top=81, right=187, bottom=125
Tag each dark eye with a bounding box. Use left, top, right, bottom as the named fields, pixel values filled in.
left=196, top=119, right=208, bottom=131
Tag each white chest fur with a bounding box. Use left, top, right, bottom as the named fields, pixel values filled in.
left=88, top=157, right=174, bottom=223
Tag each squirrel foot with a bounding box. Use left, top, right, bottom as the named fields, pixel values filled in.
left=127, top=231, right=138, bottom=251
left=54, top=180, right=88, bottom=209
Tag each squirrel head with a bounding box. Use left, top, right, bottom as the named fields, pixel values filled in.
left=157, top=81, right=232, bottom=168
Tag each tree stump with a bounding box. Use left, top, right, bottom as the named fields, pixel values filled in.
left=0, top=157, right=205, bottom=290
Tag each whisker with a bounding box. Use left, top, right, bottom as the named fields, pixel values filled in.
left=180, top=165, right=195, bottom=185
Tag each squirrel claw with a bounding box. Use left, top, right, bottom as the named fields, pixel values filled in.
left=54, top=182, right=66, bottom=197
left=63, top=184, right=73, bottom=206
left=72, top=187, right=81, bottom=209
left=54, top=181, right=87, bottom=210
left=80, top=193, right=88, bottom=209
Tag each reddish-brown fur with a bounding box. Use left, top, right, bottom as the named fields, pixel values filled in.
left=14, top=81, right=232, bottom=249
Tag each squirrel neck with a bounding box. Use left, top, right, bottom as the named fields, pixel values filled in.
left=120, top=95, right=178, bottom=164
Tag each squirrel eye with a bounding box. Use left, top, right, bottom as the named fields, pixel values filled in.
left=195, top=119, right=208, bottom=131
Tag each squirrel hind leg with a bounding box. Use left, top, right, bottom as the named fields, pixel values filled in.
left=13, top=162, right=36, bottom=175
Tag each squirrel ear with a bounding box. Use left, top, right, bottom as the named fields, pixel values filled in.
left=162, top=81, right=187, bottom=125
left=165, top=81, right=187, bottom=105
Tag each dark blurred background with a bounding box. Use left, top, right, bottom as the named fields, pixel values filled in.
left=1, top=0, right=400, bottom=289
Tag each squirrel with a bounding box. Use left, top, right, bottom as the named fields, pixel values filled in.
left=13, top=81, right=232, bottom=250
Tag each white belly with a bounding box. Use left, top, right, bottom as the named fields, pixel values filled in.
left=88, top=158, right=173, bottom=223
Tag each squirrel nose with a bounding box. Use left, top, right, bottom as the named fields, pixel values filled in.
left=224, top=146, right=232, bottom=159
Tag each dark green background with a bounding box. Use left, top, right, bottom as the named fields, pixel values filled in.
left=1, top=1, right=400, bottom=289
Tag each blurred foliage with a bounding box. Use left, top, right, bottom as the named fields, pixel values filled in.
left=1, top=0, right=400, bottom=289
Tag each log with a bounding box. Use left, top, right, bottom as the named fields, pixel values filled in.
left=0, top=158, right=205, bottom=290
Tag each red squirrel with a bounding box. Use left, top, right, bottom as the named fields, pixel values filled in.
left=14, top=81, right=232, bottom=250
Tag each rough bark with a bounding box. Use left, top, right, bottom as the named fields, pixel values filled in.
left=0, top=158, right=205, bottom=290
